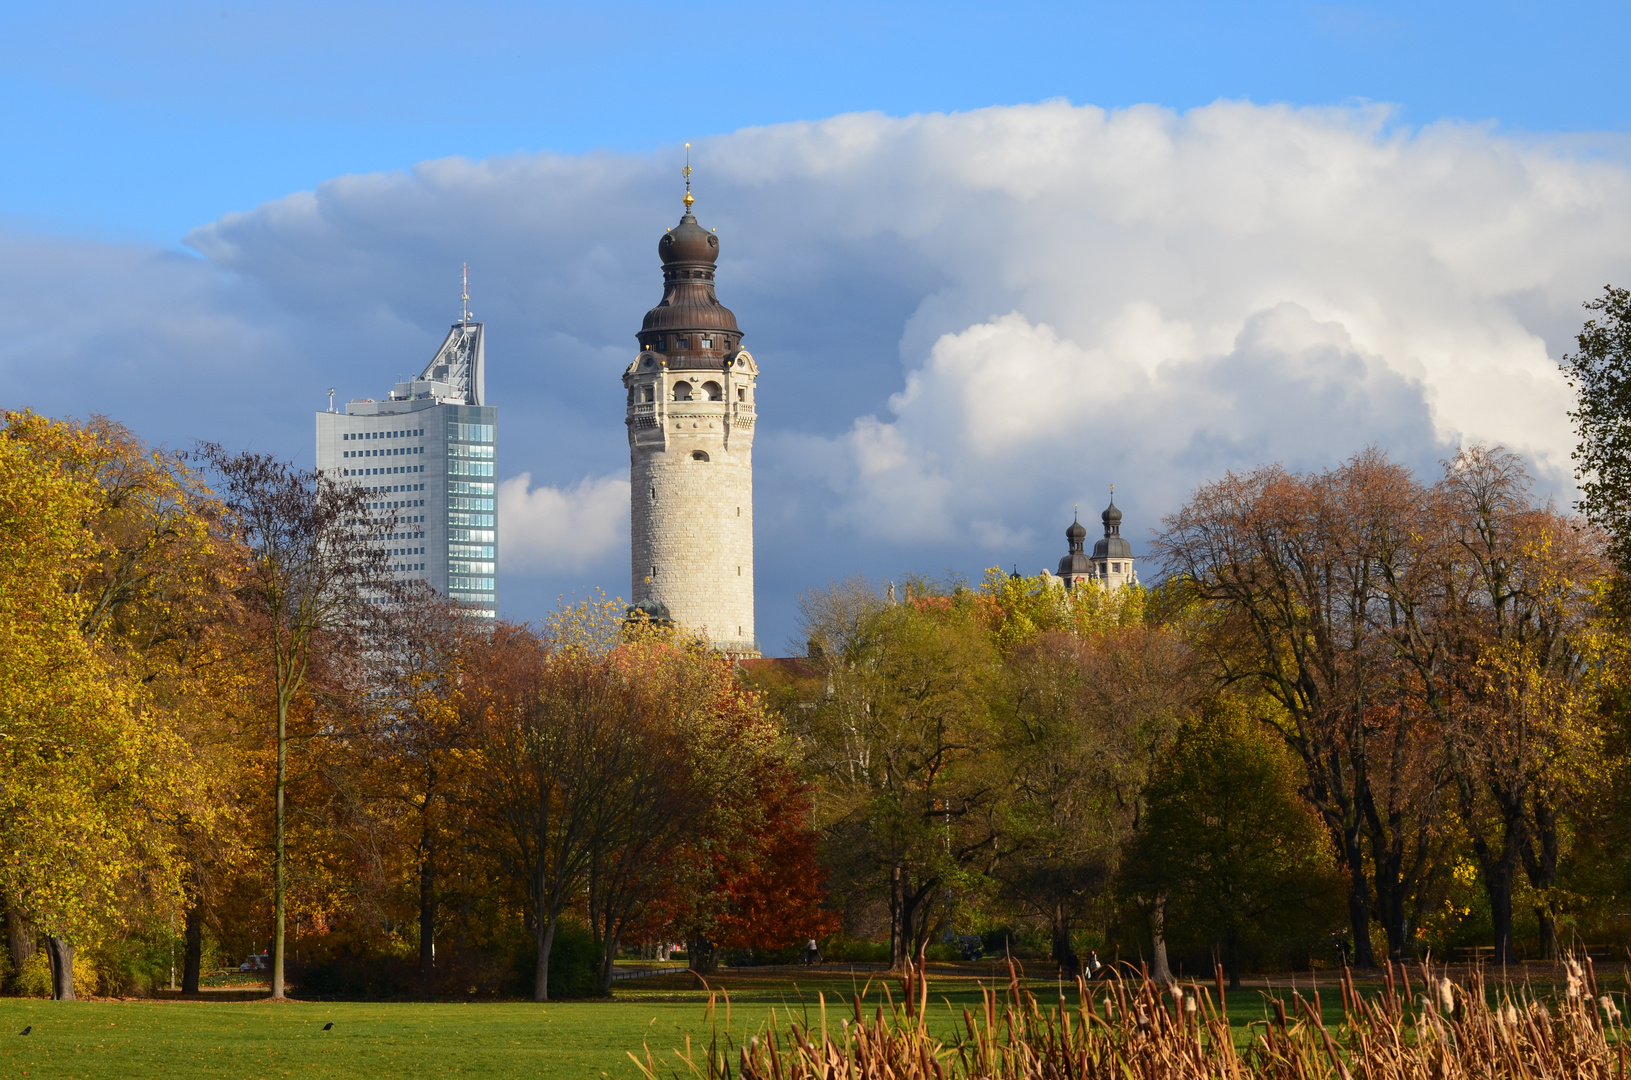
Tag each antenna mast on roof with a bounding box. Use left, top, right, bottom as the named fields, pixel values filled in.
left=461, top=263, right=471, bottom=327
left=326, top=387, right=335, bottom=413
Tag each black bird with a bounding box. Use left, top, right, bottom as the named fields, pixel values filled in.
left=19, top=1026, right=30, bottom=1035
left=322, top=1022, right=333, bottom=1031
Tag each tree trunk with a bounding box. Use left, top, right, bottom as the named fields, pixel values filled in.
left=1344, top=831, right=1376, bottom=967
left=1524, top=796, right=1562, bottom=961
left=597, top=932, right=619, bottom=994
left=1051, top=907, right=1079, bottom=976
left=533, top=912, right=557, bottom=1002
left=272, top=691, right=289, bottom=1000
left=1149, top=896, right=1173, bottom=984
left=1486, top=859, right=1517, bottom=965
left=6, top=905, right=34, bottom=978
left=1224, top=933, right=1241, bottom=991
left=418, top=823, right=436, bottom=978
left=687, top=935, right=718, bottom=975
left=45, top=937, right=74, bottom=1000
left=888, top=865, right=904, bottom=972
left=183, top=897, right=204, bottom=995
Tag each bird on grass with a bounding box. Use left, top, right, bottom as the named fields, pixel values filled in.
left=323, top=1022, right=333, bottom=1031
left=19, top=1026, right=30, bottom=1035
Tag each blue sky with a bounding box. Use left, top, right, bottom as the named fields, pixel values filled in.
left=5, top=2, right=1629, bottom=243
left=3, top=2, right=1631, bottom=651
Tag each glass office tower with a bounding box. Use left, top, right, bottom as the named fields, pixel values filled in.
left=315, top=317, right=497, bottom=617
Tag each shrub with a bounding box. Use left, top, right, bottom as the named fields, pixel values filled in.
left=15, top=952, right=97, bottom=999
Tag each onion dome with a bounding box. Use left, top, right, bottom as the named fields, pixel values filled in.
left=1093, top=491, right=1132, bottom=560
left=1058, top=510, right=1092, bottom=578
left=638, top=206, right=742, bottom=361
left=658, top=212, right=719, bottom=266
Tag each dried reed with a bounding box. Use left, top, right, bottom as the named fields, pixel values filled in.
left=630, top=956, right=1629, bottom=1079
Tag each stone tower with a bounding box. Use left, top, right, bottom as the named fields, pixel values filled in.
left=623, top=183, right=759, bottom=656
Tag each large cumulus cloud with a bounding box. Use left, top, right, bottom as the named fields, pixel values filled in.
left=5, top=99, right=1631, bottom=649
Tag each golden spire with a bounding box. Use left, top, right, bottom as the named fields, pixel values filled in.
left=682, top=142, right=694, bottom=211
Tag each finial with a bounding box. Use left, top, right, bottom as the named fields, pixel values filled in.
left=461, top=263, right=471, bottom=326
left=1074, top=502, right=1079, bottom=522
left=682, top=143, right=694, bottom=211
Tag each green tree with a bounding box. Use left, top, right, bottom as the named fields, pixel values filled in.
left=799, top=592, right=1002, bottom=970
left=1562, top=285, right=1631, bottom=571
left=1124, top=702, right=1344, bottom=989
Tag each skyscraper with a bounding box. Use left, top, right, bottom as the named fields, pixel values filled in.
left=623, top=174, right=758, bottom=655
left=315, top=286, right=497, bottom=618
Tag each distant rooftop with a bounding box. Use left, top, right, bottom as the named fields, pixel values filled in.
left=347, top=321, right=485, bottom=416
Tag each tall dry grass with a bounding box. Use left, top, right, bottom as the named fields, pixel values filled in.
left=632, top=957, right=1629, bottom=1079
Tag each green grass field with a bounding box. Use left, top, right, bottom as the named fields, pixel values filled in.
left=0, top=966, right=1439, bottom=1080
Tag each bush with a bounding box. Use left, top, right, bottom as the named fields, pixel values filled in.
left=817, top=936, right=889, bottom=963
left=15, top=951, right=97, bottom=998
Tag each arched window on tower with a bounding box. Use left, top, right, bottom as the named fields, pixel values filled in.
left=701, top=381, right=722, bottom=401
left=673, top=381, right=693, bottom=401
left=692, top=450, right=710, bottom=462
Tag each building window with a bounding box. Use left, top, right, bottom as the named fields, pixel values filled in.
left=701, top=381, right=722, bottom=401
left=1112, top=562, right=1121, bottom=573
left=737, top=388, right=745, bottom=401
left=692, top=450, right=709, bottom=462
left=673, top=381, right=693, bottom=402
left=642, top=385, right=654, bottom=403
left=702, top=337, right=713, bottom=348
left=656, top=339, right=666, bottom=351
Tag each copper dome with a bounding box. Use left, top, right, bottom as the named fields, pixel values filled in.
left=639, top=209, right=742, bottom=359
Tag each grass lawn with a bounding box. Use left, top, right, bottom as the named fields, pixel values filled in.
left=0, top=964, right=1500, bottom=1079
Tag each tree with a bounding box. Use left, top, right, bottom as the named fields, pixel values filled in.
left=799, top=593, right=1003, bottom=970
left=1156, top=450, right=1451, bottom=965
left=996, top=615, right=1194, bottom=975
left=1413, top=448, right=1605, bottom=961
left=0, top=414, right=191, bottom=998
left=1124, top=702, right=1345, bottom=989
left=19, top=414, right=247, bottom=997
left=199, top=446, right=388, bottom=999
left=1562, top=285, right=1631, bottom=572
left=369, top=588, right=477, bottom=979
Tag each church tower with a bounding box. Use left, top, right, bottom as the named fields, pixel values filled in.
left=1092, top=489, right=1138, bottom=589
left=623, top=161, right=759, bottom=656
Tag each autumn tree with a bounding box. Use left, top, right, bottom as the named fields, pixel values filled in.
left=1156, top=450, right=1451, bottom=966
left=199, top=446, right=389, bottom=999
left=0, top=414, right=193, bottom=998
left=1124, top=701, right=1345, bottom=989
left=370, top=588, right=479, bottom=979
left=1405, top=448, right=1606, bottom=961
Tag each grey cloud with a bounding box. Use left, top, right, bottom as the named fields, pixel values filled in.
left=4, top=101, right=1631, bottom=651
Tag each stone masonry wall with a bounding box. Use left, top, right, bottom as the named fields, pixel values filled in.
left=626, top=354, right=757, bottom=654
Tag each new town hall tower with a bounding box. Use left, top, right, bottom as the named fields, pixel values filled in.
left=623, top=174, right=759, bottom=656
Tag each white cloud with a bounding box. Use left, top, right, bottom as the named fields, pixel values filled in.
left=5, top=99, right=1631, bottom=641
left=497, top=473, right=628, bottom=575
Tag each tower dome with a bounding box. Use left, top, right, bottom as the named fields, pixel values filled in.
left=1057, top=510, right=1093, bottom=583
left=658, top=212, right=719, bottom=266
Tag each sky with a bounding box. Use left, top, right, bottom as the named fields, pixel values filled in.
left=4, top=2, right=1631, bottom=652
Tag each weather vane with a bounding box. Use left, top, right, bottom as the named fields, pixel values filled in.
left=682, top=142, right=694, bottom=211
